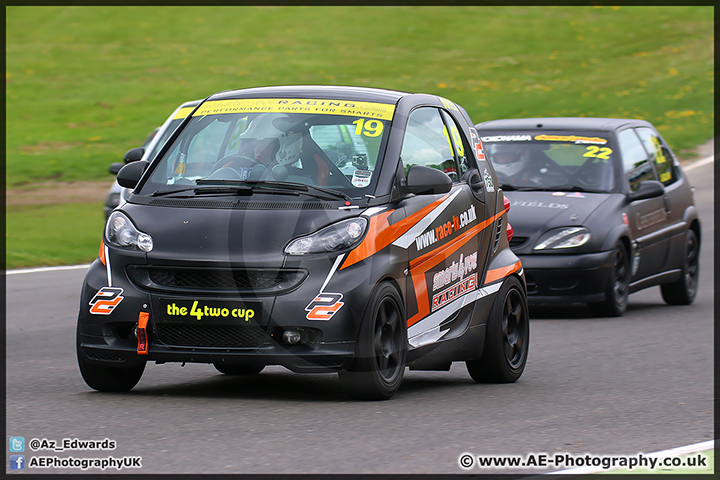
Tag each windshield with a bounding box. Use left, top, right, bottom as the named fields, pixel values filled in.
left=481, top=132, right=617, bottom=193
left=138, top=98, right=395, bottom=199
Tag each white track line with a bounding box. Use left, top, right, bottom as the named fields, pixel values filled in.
left=548, top=439, right=715, bottom=475
left=5, top=155, right=714, bottom=277
left=683, top=154, right=714, bottom=171
left=6, top=264, right=91, bottom=275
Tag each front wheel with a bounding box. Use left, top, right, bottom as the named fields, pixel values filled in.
left=466, top=275, right=529, bottom=383
left=339, top=283, right=407, bottom=400
left=588, top=242, right=630, bottom=317
left=661, top=229, right=699, bottom=305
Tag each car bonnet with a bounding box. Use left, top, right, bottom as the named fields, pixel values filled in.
left=505, top=190, right=612, bottom=235
left=120, top=202, right=360, bottom=266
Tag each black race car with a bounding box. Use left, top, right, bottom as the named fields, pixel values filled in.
left=104, top=100, right=202, bottom=219
left=476, top=117, right=700, bottom=317
left=77, top=85, right=529, bottom=400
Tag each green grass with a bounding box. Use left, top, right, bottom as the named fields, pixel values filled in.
left=6, top=203, right=106, bottom=268
left=5, top=6, right=714, bottom=268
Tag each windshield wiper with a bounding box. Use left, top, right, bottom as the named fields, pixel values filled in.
left=151, top=184, right=252, bottom=197
left=545, top=185, right=605, bottom=193
left=241, top=180, right=354, bottom=203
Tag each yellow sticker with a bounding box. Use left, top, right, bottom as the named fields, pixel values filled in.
left=172, top=106, right=196, bottom=120
left=439, top=97, right=459, bottom=111
left=192, top=98, right=396, bottom=120
left=660, top=171, right=672, bottom=182
left=535, top=134, right=607, bottom=144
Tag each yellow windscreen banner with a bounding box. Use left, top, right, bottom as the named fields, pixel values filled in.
left=192, top=98, right=396, bottom=120
left=172, top=106, right=196, bottom=120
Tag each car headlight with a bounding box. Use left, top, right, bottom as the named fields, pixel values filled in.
left=105, top=211, right=154, bottom=252
left=533, top=227, right=591, bottom=250
left=285, top=217, right=368, bottom=255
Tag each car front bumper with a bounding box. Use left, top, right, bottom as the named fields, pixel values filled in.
left=517, top=250, right=615, bottom=305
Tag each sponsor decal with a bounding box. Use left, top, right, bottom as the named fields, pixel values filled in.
left=415, top=205, right=477, bottom=252
left=480, top=134, right=532, bottom=142
left=432, top=252, right=478, bottom=291
left=193, top=98, right=395, bottom=120
left=483, top=168, right=495, bottom=192
left=512, top=200, right=569, bottom=209
left=470, top=128, right=486, bottom=160
left=163, top=301, right=256, bottom=321
left=432, top=274, right=477, bottom=312
left=552, top=191, right=566, bottom=196
left=171, top=106, right=195, bottom=120
left=305, top=293, right=345, bottom=321
left=637, top=209, right=667, bottom=230
left=89, top=287, right=124, bottom=315
left=534, top=134, right=607, bottom=144
left=439, top=97, right=459, bottom=111
left=351, top=169, right=372, bottom=188
left=567, top=192, right=585, bottom=198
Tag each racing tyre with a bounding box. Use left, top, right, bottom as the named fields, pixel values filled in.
left=466, top=275, right=529, bottom=383
left=589, top=242, right=630, bottom=317
left=661, top=229, right=699, bottom=305
left=339, top=283, right=407, bottom=400
left=213, top=363, right=264, bottom=376
left=77, top=347, right=145, bottom=393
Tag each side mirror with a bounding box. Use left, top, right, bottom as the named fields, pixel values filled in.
left=629, top=180, right=665, bottom=201
left=404, top=165, right=452, bottom=195
left=117, top=161, right=149, bottom=189
left=123, top=147, right=145, bottom=164
left=108, top=162, right=124, bottom=175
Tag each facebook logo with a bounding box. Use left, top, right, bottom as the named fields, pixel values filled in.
left=9, top=455, right=25, bottom=470
left=9, top=437, right=25, bottom=452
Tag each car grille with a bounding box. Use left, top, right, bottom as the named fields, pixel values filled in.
left=127, top=266, right=307, bottom=294
left=156, top=324, right=268, bottom=348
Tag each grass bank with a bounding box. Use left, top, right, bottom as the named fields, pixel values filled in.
left=5, top=6, right=714, bottom=268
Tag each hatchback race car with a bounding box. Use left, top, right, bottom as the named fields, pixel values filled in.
left=104, top=100, right=202, bottom=219
left=476, top=117, right=700, bottom=316
left=77, top=85, right=529, bottom=400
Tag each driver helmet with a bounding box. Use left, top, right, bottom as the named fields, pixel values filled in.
left=491, top=144, right=530, bottom=177
left=238, top=113, right=302, bottom=165
left=276, top=132, right=302, bottom=165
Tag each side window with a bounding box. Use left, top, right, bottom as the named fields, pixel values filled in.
left=635, top=127, right=678, bottom=186
left=617, top=128, right=656, bottom=191
left=439, top=110, right=472, bottom=177
left=401, top=107, right=458, bottom=182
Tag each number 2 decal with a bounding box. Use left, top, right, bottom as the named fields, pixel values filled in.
left=584, top=146, right=613, bottom=159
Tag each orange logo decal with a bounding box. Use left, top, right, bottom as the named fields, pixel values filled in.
left=89, top=287, right=124, bottom=315
left=305, top=293, right=344, bottom=321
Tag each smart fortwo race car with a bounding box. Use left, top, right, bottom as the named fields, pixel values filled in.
left=77, top=85, right=529, bottom=400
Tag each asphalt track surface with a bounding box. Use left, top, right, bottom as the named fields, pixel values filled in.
left=5, top=159, right=714, bottom=475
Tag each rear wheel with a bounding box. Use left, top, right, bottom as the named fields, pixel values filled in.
left=661, top=229, right=699, bottom=305
left=339, top=283, right=407, bottom=400
left=213, top=363, right=264, bottom=376
left=589, top=242, right=630, bottom=317
left=466, top=275, right=529, bottom=383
